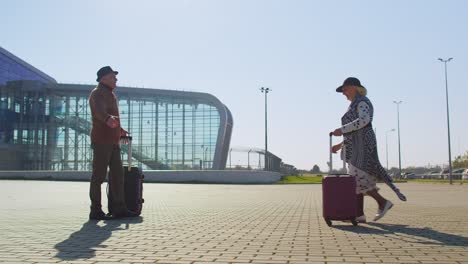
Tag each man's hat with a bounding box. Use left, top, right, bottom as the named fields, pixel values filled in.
left=96, top=66, right=118, bottom=82
left=336, top=77, right=364, bottom=92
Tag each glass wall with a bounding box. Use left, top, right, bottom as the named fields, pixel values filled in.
left=0, top=82, right=230, bottom=171
left=0, top=47, right=231, bottom=171
left=115, top=97, right=220, bottom=170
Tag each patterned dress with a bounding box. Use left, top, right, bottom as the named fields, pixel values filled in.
left=340, top=95, right=406, bottom=201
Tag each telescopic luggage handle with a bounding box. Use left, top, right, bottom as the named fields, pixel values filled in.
left=120, top=135, right=133, bottom=171
left=120, top=135, right=133, bottom=140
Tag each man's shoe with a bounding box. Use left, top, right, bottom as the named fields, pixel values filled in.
left=113, top=209, right=139, bottom=218
left=89, top=211, right=112, bottom=220
left=355, top=215, right=367, bottom=223
left=373, top=200, right=393, bottom=221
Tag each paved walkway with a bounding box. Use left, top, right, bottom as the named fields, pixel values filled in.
left=0, top=180, right=467, bottom=264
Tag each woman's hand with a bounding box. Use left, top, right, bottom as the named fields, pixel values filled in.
left=331, top=128, right=343, bottom=136
left=331, top=143, right=342, bottom=154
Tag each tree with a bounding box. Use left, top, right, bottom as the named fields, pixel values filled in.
left=453, top=151, right=468, bottom=169
left=310, top=165, right=321, bottom=174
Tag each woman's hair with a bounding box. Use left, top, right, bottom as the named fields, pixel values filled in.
left=356, top=86, right=367, bottom=96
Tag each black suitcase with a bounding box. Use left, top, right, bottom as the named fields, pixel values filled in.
left=108, top=135, right=144, bottom=216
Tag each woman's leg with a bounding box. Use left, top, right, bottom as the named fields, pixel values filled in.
left=357, top=193, right=364, bottom=216
left=348, top=164, right=367, bottom=220
left=367, top=188, right=394, bottom=221
left=366, top=189, right=387, bottom=210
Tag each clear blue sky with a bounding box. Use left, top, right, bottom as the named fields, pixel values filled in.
left=2, top=0, right=467, bottom=171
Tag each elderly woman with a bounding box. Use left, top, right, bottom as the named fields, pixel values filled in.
left=331, top=77, right=406, bottom=222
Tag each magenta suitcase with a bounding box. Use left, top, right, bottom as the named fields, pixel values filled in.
left=322, top=174, right=358, bottom=226
left=323, top=133, right=358, bottom=226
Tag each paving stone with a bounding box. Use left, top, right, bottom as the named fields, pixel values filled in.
left=0, top=181, right=468, bottom=264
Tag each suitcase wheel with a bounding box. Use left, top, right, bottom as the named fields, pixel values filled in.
left=351, top=219, right=358, bottom=226
left=325, top=218, right=332, bottom=227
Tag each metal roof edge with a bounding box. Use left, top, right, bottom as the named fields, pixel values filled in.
left=0, top=46, right=57, bottom=83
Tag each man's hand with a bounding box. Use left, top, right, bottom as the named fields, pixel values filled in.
left=121, top=128, right=128, bottom=137
left=106, top=116, right=120, bottom=128
left=120, top=128, right=130, bottom=144
left=331, top=128, right=343, bottom=137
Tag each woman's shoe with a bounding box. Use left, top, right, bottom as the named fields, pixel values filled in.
left=355, top=215, right=367, bottom=223
left=373, top=201, right=393, bottom=221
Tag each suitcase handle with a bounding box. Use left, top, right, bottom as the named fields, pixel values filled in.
left=120, top=135, right=132, bottom=171
left=329, top=132, right=348, bottom=176
left=326, top=174, right=353, bottom=178
left=329, top=133, right=333, bottom=173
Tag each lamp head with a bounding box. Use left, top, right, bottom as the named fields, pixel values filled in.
left=260, top=87, right=270, bottom=93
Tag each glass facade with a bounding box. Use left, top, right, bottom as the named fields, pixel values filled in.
left=0, top=47, right=233, bottom=171
left=0, top=82, right=232, bottom=171
left=116, top=100, right=220, bottom=170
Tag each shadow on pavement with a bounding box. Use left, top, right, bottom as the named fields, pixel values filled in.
left=334, top=222, right=468, bottom=247
left=54, top=217, right=143, bottom=261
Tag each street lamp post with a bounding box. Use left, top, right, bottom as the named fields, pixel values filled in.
left=438, top=57, right=454, bottom=185
left=260, top=87, right=271, bottom=171
left=204, top=147, right=209, bottom=170
left=200, top=145, right=204, bottom=170
left=229, top=148, right=233, bottom=169
left=393, top=101, right=403, bottom=178
left=248, top=149, right=252, bottom=170
left=385, top=129, right=396, bottom=171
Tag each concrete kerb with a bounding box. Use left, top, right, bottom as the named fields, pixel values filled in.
left=0, top=170, right=282, bottom=184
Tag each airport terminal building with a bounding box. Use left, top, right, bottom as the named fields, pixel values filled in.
left=0, top=47, right=234, bottom=171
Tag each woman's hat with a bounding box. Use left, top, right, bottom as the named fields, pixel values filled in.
left=336, top=77, right=364, bottom=92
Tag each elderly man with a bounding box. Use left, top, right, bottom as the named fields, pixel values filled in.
left=88, top=66, right=137, bottom=220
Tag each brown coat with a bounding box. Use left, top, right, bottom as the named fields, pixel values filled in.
left=89, top=83, right=121, bottom=144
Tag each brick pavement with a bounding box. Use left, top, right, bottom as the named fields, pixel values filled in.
left=0, top=180, right=467, bottom=264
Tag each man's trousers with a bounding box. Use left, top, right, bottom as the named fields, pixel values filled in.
left=90, top=143, right=126, bottom=214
